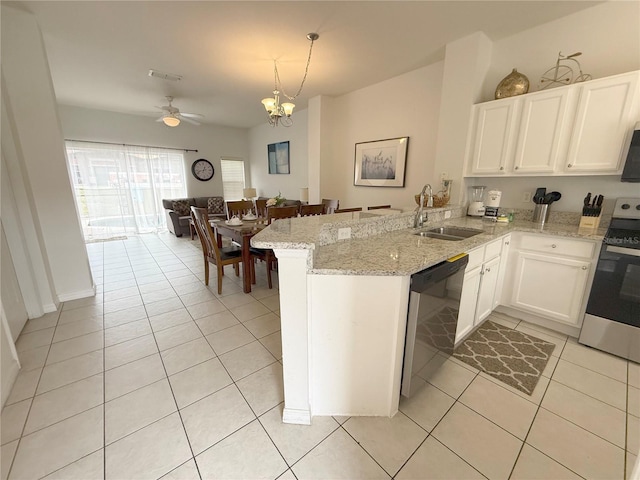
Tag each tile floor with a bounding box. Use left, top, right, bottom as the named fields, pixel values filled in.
left=1, top=233, right=639, bottom=480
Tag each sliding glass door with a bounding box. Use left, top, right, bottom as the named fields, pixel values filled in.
left=65, top=141, right=187, bottom=241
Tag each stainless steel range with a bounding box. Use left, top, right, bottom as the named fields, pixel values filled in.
left=579, top=197, right=640, bottom=362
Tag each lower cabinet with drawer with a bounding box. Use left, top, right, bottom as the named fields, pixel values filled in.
left=456, top=235, right=508, bottom=343
left=503, top=233, right=597, bottom=334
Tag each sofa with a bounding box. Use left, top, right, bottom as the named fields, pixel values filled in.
left=256, top=197, right=302, bottom=208
left=162, top=196, right=225, bottom=237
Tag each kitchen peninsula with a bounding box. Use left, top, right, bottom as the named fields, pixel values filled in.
left=251, top=208, right=604, bottom=425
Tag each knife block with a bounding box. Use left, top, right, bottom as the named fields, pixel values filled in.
left=579, top=213, right=602, bottom=229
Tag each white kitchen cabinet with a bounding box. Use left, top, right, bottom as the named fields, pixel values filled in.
left=513, top=88, right=574, bottom=173
left=564, top=71, right=639, bottom=173
left=505, top=234, right=596, bottom=330
left=468, top=99, right=518, bottom=175
left=510, top=252, right=590, bottom=325
left=493, top=235, right=511, bottom=310
left=475, top=255, right=501, bottom=323
left=465, top=70, right=640, bottom=177
left=456, top=264, right=482, bottom=342
left=455, top=237, right=505, bottom=343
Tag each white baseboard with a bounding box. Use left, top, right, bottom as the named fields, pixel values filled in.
left=1, top=360, right=20, bottom=408
left=42, top=303, right=59, bottom=313
left=57, top=287, right=96, bottom=303
left=282, top=407, right=312, bottom=425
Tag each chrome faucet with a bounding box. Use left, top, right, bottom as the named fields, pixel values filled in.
left=414, top=184, right=433, bottom=228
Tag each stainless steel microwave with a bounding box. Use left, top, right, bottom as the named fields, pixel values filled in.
left=622, top=122, right=640, bottom=182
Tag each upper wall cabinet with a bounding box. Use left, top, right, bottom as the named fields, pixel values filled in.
left=467, top=99, right=519, bottom=175
left=465, top=70, right=640, bottom=177
left=513, top=88, right=575, bottom=174
left=564, top=73, right=639, bottom=173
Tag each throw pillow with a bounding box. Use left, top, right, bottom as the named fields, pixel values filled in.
left=208, top=197, right=224, bottom=214
left=172, top=199, right=191, bottom=216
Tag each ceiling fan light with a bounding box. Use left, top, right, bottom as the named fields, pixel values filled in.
left=282, top=102, right=295, bottom=116
left=163, top=115, right=180, bottom=127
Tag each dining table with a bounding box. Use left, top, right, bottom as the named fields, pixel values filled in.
left=212, top=218, right=266, bottom=293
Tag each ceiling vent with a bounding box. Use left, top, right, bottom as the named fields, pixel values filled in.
left=148, top=69, right=182, bottom=82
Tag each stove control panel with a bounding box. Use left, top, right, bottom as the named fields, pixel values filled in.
left=613, top=197, right=640, bottom=219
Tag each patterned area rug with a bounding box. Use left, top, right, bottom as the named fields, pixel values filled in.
left=454, top=320, right=555, bottom=395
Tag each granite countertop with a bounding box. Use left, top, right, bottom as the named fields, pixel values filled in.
left=251, top=210, right=606, bottom=276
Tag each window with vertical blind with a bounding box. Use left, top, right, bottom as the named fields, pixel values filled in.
left=220, top=157, right=246, bottom=200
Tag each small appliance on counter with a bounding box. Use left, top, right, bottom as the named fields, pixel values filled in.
left=483, top=190, right=502, bottom=220
left=467, top=185, right=486, bottom=217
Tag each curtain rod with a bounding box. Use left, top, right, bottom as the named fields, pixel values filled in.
left=65, top=139, right=198, bottom=153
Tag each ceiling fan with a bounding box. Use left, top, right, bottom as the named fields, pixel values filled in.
left=155, top=96, right=203, bottom=127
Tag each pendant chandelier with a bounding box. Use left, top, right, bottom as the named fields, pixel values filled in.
left=261, top=33, right=319, bottom=127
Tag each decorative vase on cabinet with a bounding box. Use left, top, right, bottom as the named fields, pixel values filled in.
left=495, top=69, right=530, bottom=99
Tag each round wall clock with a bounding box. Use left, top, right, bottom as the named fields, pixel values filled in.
left=191, top=159, right=214, bottom=181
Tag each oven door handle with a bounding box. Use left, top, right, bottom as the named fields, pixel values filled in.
left=606, top=245, right=640, bottom=257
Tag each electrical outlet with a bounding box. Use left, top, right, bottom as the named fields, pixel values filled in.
left=522, top=191, right=532, bottom=203
left=444, top=211, right=451, bottom=219
left=440, top=172, right=448, bottom=180
left=338, top=227, right=351, bottom=240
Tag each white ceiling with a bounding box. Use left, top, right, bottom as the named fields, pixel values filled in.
left=14, top=1, right=601, bottom=129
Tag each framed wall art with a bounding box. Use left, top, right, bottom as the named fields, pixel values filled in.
left=354, top=137, right=408, bottom=187
left=268, top=141, right=290, bottom=174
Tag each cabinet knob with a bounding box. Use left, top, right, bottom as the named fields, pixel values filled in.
left=551, top=244, right=557, bottom=248
left=514, top=166, right=519, bottom=170
left=485, top=267, right=491, bottom=272
left=567, top=164, right=572, bottom=168
left=499, top=166, right=504, bottom=170
left=582, top=266, right=588, bottom=270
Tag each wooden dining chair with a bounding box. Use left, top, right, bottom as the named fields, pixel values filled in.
left=191, top=207, right=242, bottom=294
left=300, top=204, right=326, bottom=216
left=266, top=205, right=299, bottom=224
left=226, top=200, right=254, bottom=219
left=255, top=198, right=268, bottom=219
left=250, top=205, right=299, bottom=289
left=335, top=207, right=362, bottom=213
left=367, top=205, right=391, bottom=210
left=322, top=198, right=339, bottom=214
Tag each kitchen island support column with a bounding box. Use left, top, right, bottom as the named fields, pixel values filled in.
left=274, top=248, right=313, bottom=425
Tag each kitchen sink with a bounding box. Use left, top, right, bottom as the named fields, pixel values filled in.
left=414, top=227, right=484, bottom=241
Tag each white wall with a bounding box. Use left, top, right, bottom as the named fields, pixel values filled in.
left=1, top=306, right=21, bottom=408
left=1, top=226, right=28, bottom=341
left=2, top=5, right=94, bottom=302
left=59, top=106, right=249, bottom=199
left=484, top=2, right=640, bottom=102
left=471, top=1, right=640, bottom=213
left=320, top=63, right=445, bottom=210
left=247, top=111, right=309, bottom=200
left=434, top=32, right=493, bottom=205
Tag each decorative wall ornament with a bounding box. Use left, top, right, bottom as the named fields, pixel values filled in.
left=495, top=69, right=530, bottom=99
left=268, top=141, right=290, bottom=174
left=539, top=52, right=592, bottom=90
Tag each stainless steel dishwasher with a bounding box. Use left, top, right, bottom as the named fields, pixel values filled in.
left=401, top=253, right=469, bottom=398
